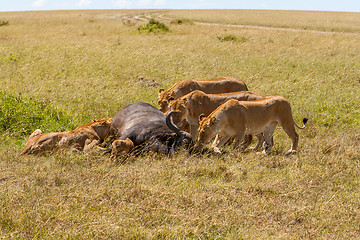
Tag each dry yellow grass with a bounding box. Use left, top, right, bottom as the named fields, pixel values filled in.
left=0, top=10, right=359, bottom=239
left=165, top=9, right=360, bottom=32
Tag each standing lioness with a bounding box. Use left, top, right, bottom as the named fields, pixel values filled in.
left=194, top=97, right=308, bottom=155
left=158, top=77, right=248, bottom=113
left=168, top=90, right=264, bottom=141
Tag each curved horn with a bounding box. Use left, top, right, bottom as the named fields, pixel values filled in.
left=165, top=111, right=182, bottom=137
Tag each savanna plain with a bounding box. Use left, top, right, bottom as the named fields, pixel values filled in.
left=0, top=9, right=359, bottom=239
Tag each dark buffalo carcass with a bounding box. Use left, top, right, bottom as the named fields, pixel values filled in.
left=110, top=102, right=192, bottom=155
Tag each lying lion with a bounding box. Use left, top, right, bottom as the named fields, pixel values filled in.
left=21, top=118, right=112, bottom=155
left=194, top=97, right=308, bottom=155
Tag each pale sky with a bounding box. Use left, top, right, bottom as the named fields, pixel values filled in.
left=1, top=0, right=360, bottom=12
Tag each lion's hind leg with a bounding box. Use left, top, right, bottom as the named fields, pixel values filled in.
left=280, top=123, right=299, bottom=156
left=236, top=135, right=252, bottom=151
left=29, top=129, right=42, bottom=138
left=21, top=129, right=43, bottom=155
left=249, top=134, right=264, bottom=151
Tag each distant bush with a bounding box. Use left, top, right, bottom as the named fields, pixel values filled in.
left=0, top=20, right=9, bottom=26
left=170, top=18, right=193, bottom=25
left=138, top=19, right=169, bottom=33
left=218, top=34, right=247, bottom=43
left=0, top=91, right=76, bottom=138
left=122, top=19, right=137, bottom=26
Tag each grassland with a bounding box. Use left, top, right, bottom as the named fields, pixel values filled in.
left=0, top=10, right=359, bottom=239
left=165, top=9, right=360, bottom=33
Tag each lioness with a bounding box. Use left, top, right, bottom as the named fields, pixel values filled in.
left=158, top=77, right=248, bottom=113
left=194, top=97, right=308, bottom=155
left=168, top=90, right=264, bottom=141
left=21, top=118, right=112, bottom=155
left=110, top=138, right=134, bottom=159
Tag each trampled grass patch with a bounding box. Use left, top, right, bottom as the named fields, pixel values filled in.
left=0, top=9, right=359, bottom=239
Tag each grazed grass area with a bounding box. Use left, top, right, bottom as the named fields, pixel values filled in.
left=165, top=9, right=360, bottom=33
left=0, top=10, right=359, bottom=239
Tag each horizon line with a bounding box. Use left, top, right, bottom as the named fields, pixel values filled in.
left=1, top=8, right=360, bottom=13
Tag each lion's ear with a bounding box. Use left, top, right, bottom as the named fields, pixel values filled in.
left=96, top=118, right=112, bottom=126
left=199, top=114, right=206, bottom=122
left=181, top=97, right=188, bottom=105
left=167, top=97, right=175, bottom=110
left=104, top=118, right=112, bottom=125
left=211, top=117, right=218, bottom=124
left=158, top=89, right=165, bottom=98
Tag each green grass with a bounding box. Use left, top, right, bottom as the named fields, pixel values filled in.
left=0, top=20, right=9, bottom=26
left=0, top=9, right=359, bottom=239
left=138, top=18, right=169, bottom=33
left=0, top=91, right=78, bottom=137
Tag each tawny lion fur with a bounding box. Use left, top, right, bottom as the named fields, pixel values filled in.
left=168, top=90, right=264, bottom=141
left=158, top=77, right=248, bottom=113
left=21, top=118, right=112, bottom=155
left=195, top=96, right=308, bottom=155
left=110, top=138, right=134, bottom=159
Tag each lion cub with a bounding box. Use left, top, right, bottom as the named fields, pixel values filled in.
left=110, top=138, right=134, bottom=159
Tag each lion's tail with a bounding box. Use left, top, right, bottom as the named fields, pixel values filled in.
left=294, top=118, right=308, bottom=129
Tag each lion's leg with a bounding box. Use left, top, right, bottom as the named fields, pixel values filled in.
left=32, top=137, right=59, bottom=154
left=83, top=139, right=100, bottom=152
left=29, top=129, right=42, bottom=138
left=280, top=123, right=299, bottom=156
left=238, top=135, right=252, bottom=151
left=212, top=134, right=230, bottom=154
left=262, top=122, right=277, bottom=155
left=21, top=130, right=45, bottom=155
left=250, top=134, right=264, bottom=151
left=190, top=125, right=199, bottom=141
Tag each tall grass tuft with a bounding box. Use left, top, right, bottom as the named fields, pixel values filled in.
left=138, top=18, right=169, bottom=33
left=218, top=34, right=247, bottom=43
left=170, top=18, right=193, bottom=25
left=0, top=20, right=9, bottom=26
left=0, top=91, right=76, bottom=138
